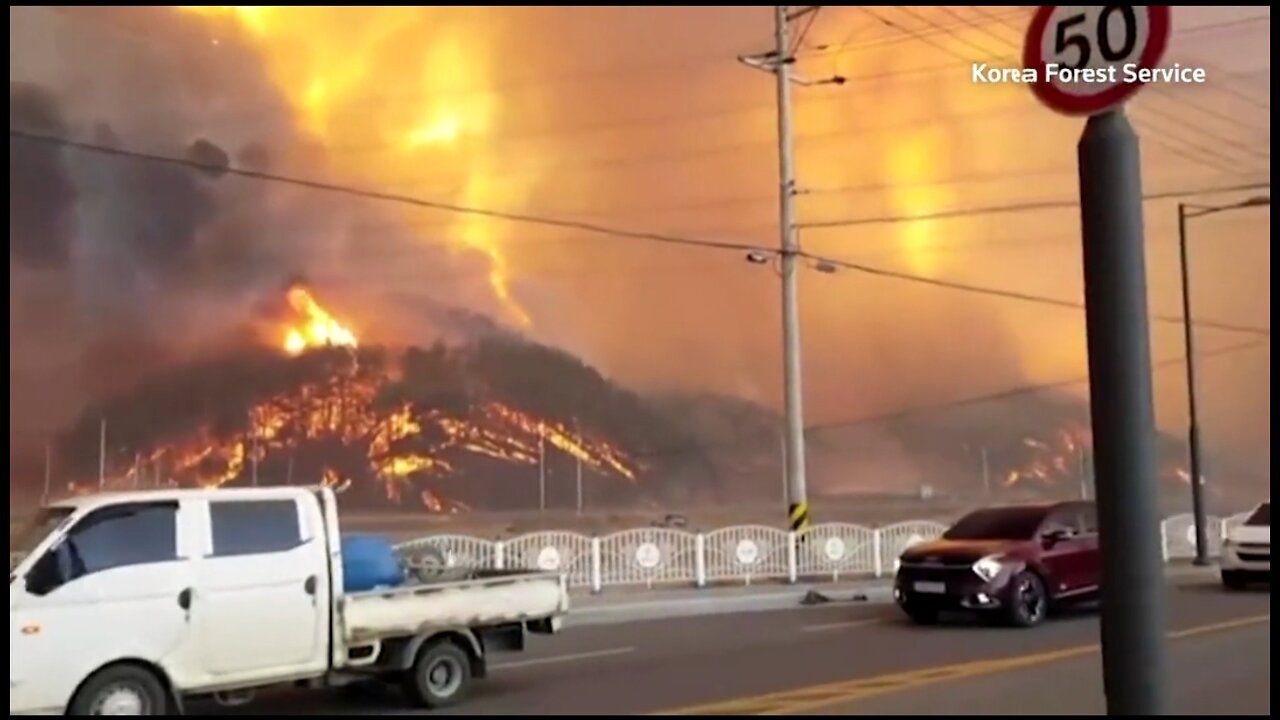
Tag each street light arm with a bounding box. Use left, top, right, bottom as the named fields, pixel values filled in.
left=1182, top=195, right=1271, bottom=219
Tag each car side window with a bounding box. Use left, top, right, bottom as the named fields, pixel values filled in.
left=1040, top=508, right=1078, bottom=536
left=26, top=502, right=178, bottom=596
left=209, top=500, right=303, bottom=557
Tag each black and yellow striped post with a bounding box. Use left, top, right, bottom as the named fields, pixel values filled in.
left=788, top=500, right=811, bottom=533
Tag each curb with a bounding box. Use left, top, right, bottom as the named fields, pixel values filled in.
left=566, top=581, right=892, bottom=627
left=561, top=565, right=1223, bottom=627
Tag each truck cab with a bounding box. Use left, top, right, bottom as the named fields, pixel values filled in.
left=10, top=486, right=568, bottom=715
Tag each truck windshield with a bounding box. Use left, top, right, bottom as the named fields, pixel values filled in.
left=10, top=507, right=74, bottom=574
left=943, top=507, right=1048, bottom=541
left=1245, top=503, right=1270, bottom=527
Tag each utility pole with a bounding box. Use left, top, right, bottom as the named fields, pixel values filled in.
left=739, top=6, right=843, bottom=534
left=1177, top=203, right=1208, bottom=565
left=774, top=5, right=808, bottom=536
left=1176, top=196, right=1269, bottom=564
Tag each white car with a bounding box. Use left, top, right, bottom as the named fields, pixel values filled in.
left=1220, top=500, right=1270, bottom=589
left=10, top=486, right=569, bottom=715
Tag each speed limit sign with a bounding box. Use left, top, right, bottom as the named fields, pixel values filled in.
left=1023, top=6, right=1171, bottom=116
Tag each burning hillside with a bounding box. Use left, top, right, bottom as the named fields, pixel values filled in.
left=55, top=285, right=712, bottom=511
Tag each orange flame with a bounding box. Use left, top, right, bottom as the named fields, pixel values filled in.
left=91, top=283, right=636, bottom=508
left=281, top=284, right=358, bottom=355
left=175, top=6, right=532, bottom=329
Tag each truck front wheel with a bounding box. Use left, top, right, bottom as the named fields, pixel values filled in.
left=402, top=639, right=473, bottom=709
left=68, top=664, right=168, bottom=715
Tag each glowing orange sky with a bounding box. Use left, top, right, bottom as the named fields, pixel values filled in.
left=9, top=7, right=1271, bottom=476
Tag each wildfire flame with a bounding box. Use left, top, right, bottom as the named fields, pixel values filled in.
left=1003, top=425, right=1092, bottom=489
left=175, top=6, right=533, bottom=329
left=282, top=284, right=358, bottom=356
left=94, top=285, right=636, bottom=510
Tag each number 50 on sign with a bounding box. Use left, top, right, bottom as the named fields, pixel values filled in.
left=1023, top=6, right=1172, bottom=116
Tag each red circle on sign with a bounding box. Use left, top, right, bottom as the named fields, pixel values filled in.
left=1023, top=6, right=1172, bottom=116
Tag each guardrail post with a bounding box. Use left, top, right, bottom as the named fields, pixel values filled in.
left=787, top=531, right=798, bottom=584
left=590, top=537, right=603, bottom=594
left=872, top=529, right=883, bottom=578
left=694, top=534, right=707, bottom=588
left=494, top=540, right=505, bottom=570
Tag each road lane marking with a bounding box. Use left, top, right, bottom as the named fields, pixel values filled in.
left=490, top=646, right=635, bottom=671
left=801, top=618, right=884, bottom=633
left=1167, top=614, right=1270, bottom=639
left=657, top=613, right=1270, bottom=715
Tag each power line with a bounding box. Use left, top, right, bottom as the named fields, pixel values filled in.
left=938, top=6, right=1020, bottom=55
left=855, top=6, right=996, bottom=65
left=631, top=337, right=1267, bottom=459
left=800, top=250, right=1271, bottom=337
left=894, top=6, right=1005, bottom=61
left=800, top=6, right=1028, bottom=60
left=9, top=129, right=759, bottom=255
left=807, top=338, right=1269, bottom=433
left=886, top=6, right=1269, bottom=174
left=799, top=181, right=1271, bottom=229
left=791, top=6, right=823, bottom=54
left=1177, top=13, right=1271, bottom=36
left=15, top=127, right=1270, bottom=339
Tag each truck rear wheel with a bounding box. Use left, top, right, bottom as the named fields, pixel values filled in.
left=68, top=664, right=168, bottom=715
left=402, top=639, right=472, bottom=709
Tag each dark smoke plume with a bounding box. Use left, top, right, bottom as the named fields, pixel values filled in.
left=8, top=6, right=506, bottom=455
left=10, top=83, right=76, bottom=268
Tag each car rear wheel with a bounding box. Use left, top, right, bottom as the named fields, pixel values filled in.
left=1005, top=571, right=1048, bottom=628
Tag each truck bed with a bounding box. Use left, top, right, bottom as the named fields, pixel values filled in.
left=341, top=570, right=569, bottom=644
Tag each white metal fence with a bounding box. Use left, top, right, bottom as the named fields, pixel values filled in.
left=5, top=511, right=1254, bottom=588
left=395, top=511, right=1254, bottom=593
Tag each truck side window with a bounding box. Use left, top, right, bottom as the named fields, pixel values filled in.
left=26, top=502, right=178, bottom=596
left=209, top=500, right=303, bottom=557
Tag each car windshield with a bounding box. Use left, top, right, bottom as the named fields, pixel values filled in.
left=943, top=506, right=1049, bottom=541
left=1245, top=503, right=1270, bottom=527
left=10, top=507, right=74, bottom=574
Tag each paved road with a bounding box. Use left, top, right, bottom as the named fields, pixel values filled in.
left=202, top=579, right=1269, bottom=715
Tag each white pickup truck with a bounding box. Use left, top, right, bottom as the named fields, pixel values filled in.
left=9, top=486, right=569, bottom=715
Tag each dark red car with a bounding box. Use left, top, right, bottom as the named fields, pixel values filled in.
left=893, top=501, right=1100, bottom=627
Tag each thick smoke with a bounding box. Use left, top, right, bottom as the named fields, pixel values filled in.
left=8, top=6, right=506, bottom=460
left=10, top=83, right=76, bottom=267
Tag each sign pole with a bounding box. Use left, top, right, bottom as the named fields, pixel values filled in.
left=1077, top=108, right=1168, bottom=715
left=1022, top=6, right=1174, bottom=715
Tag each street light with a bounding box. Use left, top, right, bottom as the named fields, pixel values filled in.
left=1176, top=195, right=1269, bottom=566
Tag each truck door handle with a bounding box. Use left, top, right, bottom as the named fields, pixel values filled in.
left=177, top=588, right=193, bottom=611
left=304, top=575, right=317, bottom=595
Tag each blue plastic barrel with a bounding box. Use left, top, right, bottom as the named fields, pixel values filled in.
left=340, top=534, right=406, bottom=593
